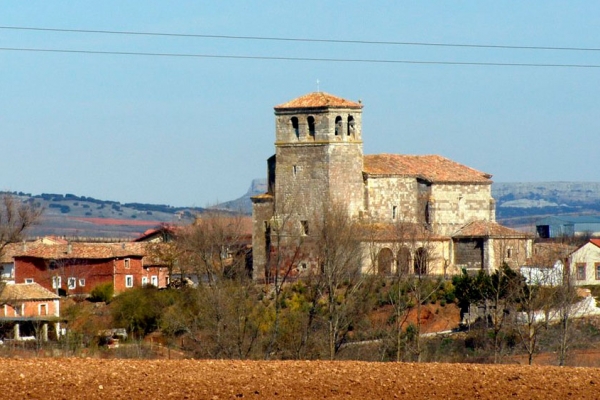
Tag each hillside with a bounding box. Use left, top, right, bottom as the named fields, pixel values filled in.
left=493, top=182, right=600, bottom=227
left=11, top=192, right=204, bottom=239
left=14, top=181, right=600, bottom=238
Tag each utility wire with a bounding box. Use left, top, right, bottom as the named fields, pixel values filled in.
left=1, top=47, right=600, bottom=68
left=1, top=25, right=599, bottom=52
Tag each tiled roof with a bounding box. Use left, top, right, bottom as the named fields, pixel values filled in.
left=15, top=242, right=147, bottom=260
left=274, top=92, right=362, bottom=110
left=590, top=239, right=600, bottom=248
left=453, top=220, right=530, bottom=238
left=363, top=154, right=492, bottom=184
left=0, top=283, right=59, bottom=301
left=0, top=242, right=22, bottom=264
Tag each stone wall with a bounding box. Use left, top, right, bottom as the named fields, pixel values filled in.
left=430, top=183, right=494, bottom=236
left=251, top=199, right=274, bottom=281
left=364, top=176, right=418, bottom=222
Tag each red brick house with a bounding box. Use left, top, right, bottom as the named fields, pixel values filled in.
left=0, top=282, right=60, bottom=318
left=0, top=282, right=61, bottom=340
left=14, top=242, right=168, bottom=296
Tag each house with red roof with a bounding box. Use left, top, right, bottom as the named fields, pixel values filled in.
left=0, top=282, right=61, bottom=341
left=252, top=92, right=531, bottom=280
left=569, top=239, right=600, bottom=286
left=13, top=241, right=168, bottom=296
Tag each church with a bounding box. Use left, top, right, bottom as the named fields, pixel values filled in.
left=251, top=92, right=531, bottom=281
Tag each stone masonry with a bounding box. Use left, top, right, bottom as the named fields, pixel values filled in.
left=252, top=92, right=531, bottom=280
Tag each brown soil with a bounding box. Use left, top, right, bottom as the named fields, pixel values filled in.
left=1, top=358, right=599, bottom=399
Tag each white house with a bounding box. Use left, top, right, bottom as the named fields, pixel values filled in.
left=569, top=239, right=600, bottom=286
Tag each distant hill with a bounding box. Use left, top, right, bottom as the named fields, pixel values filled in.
left=493, top=182, right=600, bottom=227
left=14, top=181, right=600, bottom=239
left=10, top=191, right=204, bottom=239
left=212, top=179, right=267, bottom=215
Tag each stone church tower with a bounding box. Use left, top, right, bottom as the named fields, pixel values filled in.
left=252, top=92, right=364, bottom=280
left=252, top=91, right=532, bottom=281
left=273, top=92, right=364, bottom=219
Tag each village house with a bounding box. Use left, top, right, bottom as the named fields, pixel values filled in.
left=252, top=92, right=532, bottom=280
left=13, top=241, right=169, bottom=295
left=0, top=282, right=61, bottom=341
left=569, top=238, right=600, bottom=286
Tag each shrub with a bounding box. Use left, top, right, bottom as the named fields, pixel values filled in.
left=89, top=282, right=114, bottom=303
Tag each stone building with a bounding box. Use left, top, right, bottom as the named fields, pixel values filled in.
left=252, top=92, right=531, bottom=280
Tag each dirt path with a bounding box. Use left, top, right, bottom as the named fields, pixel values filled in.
left=1, top=358, right=598, bottom=399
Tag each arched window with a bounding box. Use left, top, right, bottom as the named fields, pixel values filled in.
left=307, top=116, right=315, bottom=138
left=347, top=115, right=355, bottom=136
left=377, top=248, right=394, bottom=275
left=397, top=247, right=411, bottom=276
left=414, top=247, right=428, bottom=276
left=335, top=116, right=342, bottom=136
left=291, top=117, right=299, bottom=139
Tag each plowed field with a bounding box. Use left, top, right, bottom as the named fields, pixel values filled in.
left=1, top=358, right=598, bottom=399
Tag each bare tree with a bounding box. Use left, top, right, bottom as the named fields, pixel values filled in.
left=0, top=194, right=41, bottom=255
left=310, top=203, right=372, bottom=359
left=173, top=211, right=261, bottom=359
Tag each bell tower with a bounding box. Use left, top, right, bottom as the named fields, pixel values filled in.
left=272, top=92, right=364, bottom=222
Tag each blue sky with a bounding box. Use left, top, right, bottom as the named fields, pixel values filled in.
left=2, top=2, right=600, bottom=207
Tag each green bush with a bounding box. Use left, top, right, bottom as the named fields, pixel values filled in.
left=89, top=282, right=114, bottom=303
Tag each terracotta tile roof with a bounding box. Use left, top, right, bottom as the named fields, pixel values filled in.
left=15, top=242, right=147, bottom=260
left=590, top=239, right=600, bottom=248
left=363, top=154, right=492, bottom=184
left=0, top=242, right=22, bottom=264
left=0, top=283, right=59, bottom=301
left=274, top=92, right=362, bottom=110
left=453, top=220, right=530, bottom=238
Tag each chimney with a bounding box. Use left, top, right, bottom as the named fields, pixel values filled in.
left=67, top=242, right=72, bottom=254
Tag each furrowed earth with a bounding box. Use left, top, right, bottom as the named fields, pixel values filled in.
left=2, top=359, right=599, bottom=399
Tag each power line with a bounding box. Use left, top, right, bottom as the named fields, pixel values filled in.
left=1, top=25, right=599, bottom=52
left=2, top=47, right=600, bottom=68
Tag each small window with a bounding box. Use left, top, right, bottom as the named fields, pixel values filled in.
left=595, top=264, right=600, bottom=280
left=52, top=276, right=61, bottom=289
left=79, top=278, right=86, bottom=287
left=25, top=278, right=34, bottom=284
left=165, top=276, right=170, bottom=286
left=506, top=248, right=513, bottom=259
left=39, top=303, right=48, bottom=316
left=124, top=258, right=130, bottom=269
left=141, top=276, right=148, bottom=286
left=291, top=117, right=299, bottom=139
left=335, top=116, right=342, bottom=135
left=68, top=277, right=76, bottom=289
left=151, top=276, right=158, bottom=287
left=577, top=264, right=586, bottom=281
left=301, top=220, right=309, bottom=236
left=49, top=260, right=58, bottom=270
left=347, top=115, right=355, bottom=136
left=125, top=275, right=134, bottom=288
left=14, top=304, right=23, bottom=317
left=293, top=165, right=297, bottom=177
left=392, top=206, right=398, bottom=220
left=307, top=116, right=315, bottom=137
